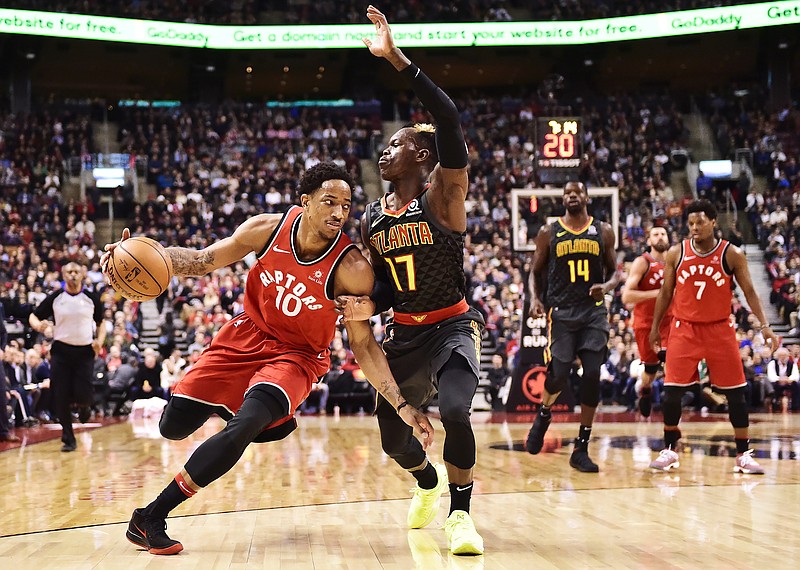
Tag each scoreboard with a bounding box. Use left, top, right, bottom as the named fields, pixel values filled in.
left=535, top=117, right=583, bottom=171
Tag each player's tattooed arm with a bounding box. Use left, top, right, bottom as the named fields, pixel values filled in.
left=167, top=214, right=282, bottom=276
left=167, top=248, right=216, bottom=277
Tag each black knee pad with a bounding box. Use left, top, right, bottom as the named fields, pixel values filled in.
left=579, top=373, right=601, bottom=408
left=376, top=404, right=423, bottom=469
left=644, top=363, right=661, bottom=375
left=724, top=386, right=749, bottom=428
left=545, top=360, right=571, bottom=394
left=159, top=396, right=216, bottom=440
left=245, top=383, right=295, bottom=443
left=662, top=386, right=684, bottom=426
left=442, top=430, right=476, bottom=470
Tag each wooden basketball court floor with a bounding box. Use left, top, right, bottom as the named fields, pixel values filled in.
left=2, top=411, right=799, bottom=569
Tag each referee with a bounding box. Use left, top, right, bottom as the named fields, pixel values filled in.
left=29, top=261, right=106, bottom=452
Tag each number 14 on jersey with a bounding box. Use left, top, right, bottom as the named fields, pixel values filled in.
left=568, top=259, right=590, bottom=282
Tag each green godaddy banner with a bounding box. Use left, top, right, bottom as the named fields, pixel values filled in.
left=0, top=3, right=798, bottom=49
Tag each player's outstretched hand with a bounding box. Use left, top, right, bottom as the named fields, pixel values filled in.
left=761, top=326, right=780, bottom=350
left=335, top=295, right=376, bottom=322
left=397, top=404, right=435, bottom=450
left=100, top=227, right=131, bottom=280
left=529, top=298, right=545, bottom=318
left=588, top=283, right=606, bottom=302
left=363, top=5, right=397, bottom=58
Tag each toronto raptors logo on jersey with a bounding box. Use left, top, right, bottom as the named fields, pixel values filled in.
left=258, top=268, right=323, bottom=314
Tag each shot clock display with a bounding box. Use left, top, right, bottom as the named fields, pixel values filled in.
left=535, top=117, right=583, bottom=170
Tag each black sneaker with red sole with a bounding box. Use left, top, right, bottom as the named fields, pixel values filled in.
left=126, top=508, right=184, bottom=555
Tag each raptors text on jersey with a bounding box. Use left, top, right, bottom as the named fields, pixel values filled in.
left=672, top=239, right=733, bottom=323
left=244, top=206, right=356, bottom=354
left=633, top=252, right=668, bottom=330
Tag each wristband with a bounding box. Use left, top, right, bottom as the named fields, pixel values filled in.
left=396, top=401, right=409, bottom=412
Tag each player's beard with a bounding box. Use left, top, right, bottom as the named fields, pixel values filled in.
left=651, top=242, right=669, bottom=253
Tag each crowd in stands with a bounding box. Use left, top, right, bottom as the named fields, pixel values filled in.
left=4, top=0, right=759, bottom=24
left=5, top=85, right=795, bottom=437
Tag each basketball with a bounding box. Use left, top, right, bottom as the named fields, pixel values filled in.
left=107, top=237, right=172, bottom=302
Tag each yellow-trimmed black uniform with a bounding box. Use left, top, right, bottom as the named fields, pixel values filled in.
left=544, top=217, right=610, bottom=364
left=364, top=190, right=484, bottom=408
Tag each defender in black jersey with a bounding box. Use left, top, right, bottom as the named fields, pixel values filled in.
left=29, top=261, right=106, bottom=452
left=524, top=181, right=618, bottom=473
left=337, top=7, right=484, bottom=555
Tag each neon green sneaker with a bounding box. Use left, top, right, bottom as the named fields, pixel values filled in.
left=407, top=462, right=448, bottom=529
left=444, top=510, right=484, bottom=556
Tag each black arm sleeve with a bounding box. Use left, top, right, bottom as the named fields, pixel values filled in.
left=371, top=268, right=395, bottom=315
left=400, top=63, right=468, bottom=169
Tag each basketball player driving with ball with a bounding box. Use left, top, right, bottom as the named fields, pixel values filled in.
left=101, top=162, right=433, bottom=555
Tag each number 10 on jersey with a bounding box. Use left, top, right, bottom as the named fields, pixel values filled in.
left=568, top=259, right=590, bottom=282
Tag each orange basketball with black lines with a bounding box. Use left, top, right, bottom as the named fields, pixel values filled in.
left=108, top=237, right=172, bottom=302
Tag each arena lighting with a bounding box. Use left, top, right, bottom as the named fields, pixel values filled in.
left=93, top=167, right=125, bottom=188
left=0, top=3, right=799, bottom=49
left=265, top=99, right=355, bottom=107
left=118, top=99, right=181, bottom=107
left=699, top=159, right=734, bottom=178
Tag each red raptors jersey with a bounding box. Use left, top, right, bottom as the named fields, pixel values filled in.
left=672, top=239, right=733, bottom=322
left=244, top=206, right=356, bottom=357
left=633, top=252, right=667, bottom=330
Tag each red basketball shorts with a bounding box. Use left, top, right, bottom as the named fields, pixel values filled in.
left=664, top=318, right=745, bottom=389
left=172, top=313, right=329, bottom=423
left=634, top=316, right=672, bottom=366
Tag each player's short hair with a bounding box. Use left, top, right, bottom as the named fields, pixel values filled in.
left=405, top=123, right=438, bottom=164
left=686, top=199, right=717, bottom=220
left=298, top=162, right=354, bottom=198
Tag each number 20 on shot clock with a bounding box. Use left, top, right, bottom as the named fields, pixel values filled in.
left=535, top=117, right=583, bottom=170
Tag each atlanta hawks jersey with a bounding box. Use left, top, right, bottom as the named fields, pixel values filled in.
left=633, top=252, right=667, bottom=330
left=672, top=239, right=734, bottom=322
left=546, top=217, right=606, bottom=308
left=244, top=206, right=356, bottom=354
left=365, top=191, right=466, bottom=315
